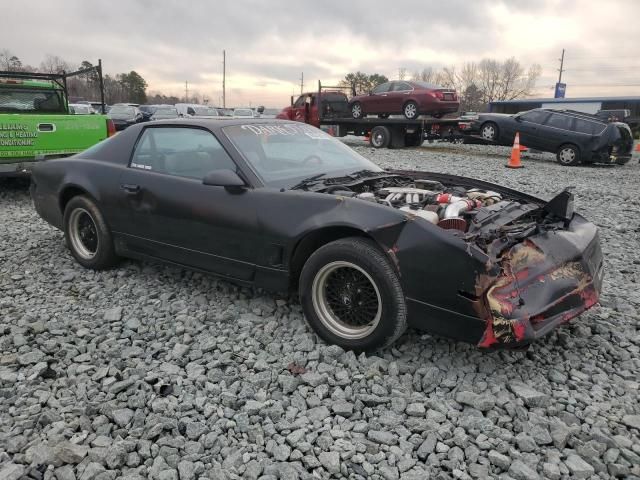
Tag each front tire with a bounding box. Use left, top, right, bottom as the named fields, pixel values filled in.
left=299, top=238, right=407, bottom=351
left=556, top=144, right=580, bottom=166
left=403, top=101, right=419, bottom=120
left=63, top=195, right=118, bottom=270
left=351, top=102, right=363, bottom=119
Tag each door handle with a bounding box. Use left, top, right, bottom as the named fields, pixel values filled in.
left=121, top=184, right=140, bottom=194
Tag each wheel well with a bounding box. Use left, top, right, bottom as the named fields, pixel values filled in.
left=289, top=226, right=371, bottom=289
left=59, top=186, right=89, bottom=214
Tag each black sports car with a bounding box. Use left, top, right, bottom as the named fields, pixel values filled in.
left=30, top=119, right=604, bottom=351
left=468, top=108, right=633, bottom=166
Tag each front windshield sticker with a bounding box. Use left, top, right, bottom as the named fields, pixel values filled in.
left=240, top=124, right=329, bottom=140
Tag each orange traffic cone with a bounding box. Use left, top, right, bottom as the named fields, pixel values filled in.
left=506, top=132, right=524, bottom=168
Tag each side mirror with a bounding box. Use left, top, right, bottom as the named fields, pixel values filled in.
left=203, top=169, right=246, bottom=192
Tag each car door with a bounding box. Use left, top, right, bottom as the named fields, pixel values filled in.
left=117, top=125, right=260, bottom=281
left=366, top=81, right=392, bottom=114
left=389, top=81, right=413, bottom=113
left=514, top=110, right=550, bottom=149
left=292, top=95, right=307, bottom=123
left=539, top=112, right=575, bottom=151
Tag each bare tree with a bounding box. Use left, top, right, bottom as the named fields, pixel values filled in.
left=39, top=54, right=72, bottom=74
left=411, top=57, right=541, bottom=110
left=398, top=67, right=407, bottom=80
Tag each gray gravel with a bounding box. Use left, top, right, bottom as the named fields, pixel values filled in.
left=1, top=141, right=639, bottom=480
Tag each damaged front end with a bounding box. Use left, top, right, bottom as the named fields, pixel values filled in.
left=310, top=170, right=604, bottom=348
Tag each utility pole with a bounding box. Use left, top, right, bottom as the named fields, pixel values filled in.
left=185, top=81, right=188, bottom=103
left=558, top=48, right=565, bottom=83
left=222, top=50, right=226, bottom=108
left=300, top=72, right=304, bottom=95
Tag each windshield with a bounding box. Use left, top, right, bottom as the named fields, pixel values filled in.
left=224, top=123, right=382, bottom=188
left=109, top=105, right=134, bottom=115
left=0, top=88, right=65, bottom=113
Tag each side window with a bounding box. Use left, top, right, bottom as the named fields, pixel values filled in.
left=574, top=119, right=604, bottom=135
left=372, top=82, right=391, bottom=94
left=545, top=113, right=573, bottom=130
left=131, top=127, right=237, bottom=179
left=293, top=96, right=306, bottom=108
left=187, top=107, right=196, bottom=115
left=519, top=110, right=549, bottom=124
left=392, top=82, right=412, bottom=92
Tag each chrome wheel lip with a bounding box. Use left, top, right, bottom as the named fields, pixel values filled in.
left=404, top=103, right=417, bottom=118
left=481, top=124, right=495, bottom=140
left=69, top=208, right=98, bottom=260
left=559, top=147, right=576, bottom=163
left=311, top=261, right=382, bottom=340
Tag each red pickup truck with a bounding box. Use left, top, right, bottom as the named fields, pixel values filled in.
left=276, top=91, right=350, bottom=128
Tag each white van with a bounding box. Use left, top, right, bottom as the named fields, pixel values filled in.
left=175, top=103, right=220, bottom=118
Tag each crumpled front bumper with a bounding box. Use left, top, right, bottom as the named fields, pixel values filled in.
left=478, top=215, right=604, bottom=348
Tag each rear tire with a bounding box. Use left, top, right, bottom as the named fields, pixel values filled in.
left=63, top=195, right=118, bottom=270
left=556, top=144, right=580, bottom=166
left=299, top=237, right=407, bottom=351
left=403, top=101, right=419, bottom=120
left=480, top=122, right=498, bottom=142
left=370, top=126, right=391, bottom=148
left=351, top=102, right=363, bottom=119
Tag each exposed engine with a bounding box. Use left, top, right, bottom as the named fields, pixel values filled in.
left=326, top=176, right=505, bottom=233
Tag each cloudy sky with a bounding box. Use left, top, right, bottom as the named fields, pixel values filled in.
left=2, top=0, right=639, bottom=107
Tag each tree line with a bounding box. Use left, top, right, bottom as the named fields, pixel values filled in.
left=341, top=57, right=541, bottom=112
left=1, top=51, right=149, bottom=105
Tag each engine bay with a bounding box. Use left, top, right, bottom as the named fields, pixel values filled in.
left=320, top=174, right=541, bottom=232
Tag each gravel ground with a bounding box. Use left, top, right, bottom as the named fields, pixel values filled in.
left=1, top=142, right=639, bottom=480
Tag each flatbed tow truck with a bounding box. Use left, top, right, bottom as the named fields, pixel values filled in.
left=276, top=81, right=470, bottom=148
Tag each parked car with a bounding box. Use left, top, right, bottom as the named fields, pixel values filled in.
left=150, top=106, right=179, bottom=120
left=69, top=103, right=94, bottom=115
left=233, top=108, right=255, bottom=118
left=349, top=81, right=459, bottom=120
left=459, top=111, right=479, bottom=121
left=107, top=104, right=143, bottom=131
left=138, top=105, right=157, bottom=122
left=470, top=109, right=634, bottom=166
left=31, top=119, right=602, bottom=351
left=176, top=103, right=220, bottom=118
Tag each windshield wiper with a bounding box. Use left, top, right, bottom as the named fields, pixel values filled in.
left=290, top=173, right=328, bottom=191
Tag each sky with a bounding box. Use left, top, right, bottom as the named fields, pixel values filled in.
left=1, top=0, right=639, bottom=107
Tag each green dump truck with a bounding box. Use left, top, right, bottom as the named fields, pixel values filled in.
left=0, top=61, right=115, bottom=176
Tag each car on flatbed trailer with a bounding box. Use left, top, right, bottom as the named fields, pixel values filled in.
left=276, top=82, right=466, bottom=149
left=0, top=63, right=115, bottom=176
